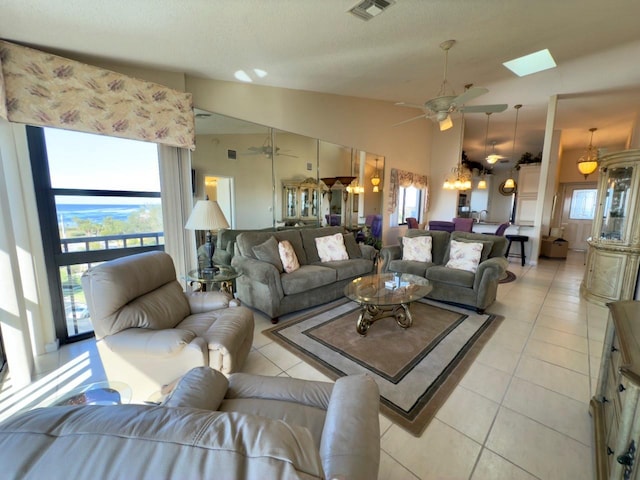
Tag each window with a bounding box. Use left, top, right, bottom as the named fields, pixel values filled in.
left=569, top=189, right=597, bottom=220
left=28, top=126, right=163, bottom=343
left=398, top=185, right=422, bottom=224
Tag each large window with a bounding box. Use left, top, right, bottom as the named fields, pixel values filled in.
left=28, top=127, right=163, bottom=343
left=398, top=186, right=422, bottom=224
left=569, top=188, right=597, bottom=220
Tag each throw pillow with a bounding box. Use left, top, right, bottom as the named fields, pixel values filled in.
left=343, top=232, right=362, bottom=259
left=252, top=236, right=283, bottom=272
left=402, top=235, right=433, bottom=262
left=278, top=240, right=300, bottom=273
left=445, top=239, right=483, bottom=273
left=315, top=233, right=349, bottom=262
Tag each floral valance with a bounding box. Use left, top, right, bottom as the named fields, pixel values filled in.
left=387, top=168, right=428, bottom=214
left=0, top=41, right=195, bottom=150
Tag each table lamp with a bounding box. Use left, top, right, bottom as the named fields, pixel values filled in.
left=185, top=199, right=229, bottom=274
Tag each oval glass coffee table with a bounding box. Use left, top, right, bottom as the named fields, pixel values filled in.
left=49, top=381, right=132, bottom=406
left=344, top=273, right=432, bottom=336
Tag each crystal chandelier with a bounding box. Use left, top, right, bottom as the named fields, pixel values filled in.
left=443, top=112, right=472, bottom=191
left=577, top=127, right=599, bottom=179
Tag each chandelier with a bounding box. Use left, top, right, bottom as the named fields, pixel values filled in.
left=370, top=158, right=381, bottom=192
left=577, top=127, right=599, bottom=179
left=443, top=163, right=472, bottom=190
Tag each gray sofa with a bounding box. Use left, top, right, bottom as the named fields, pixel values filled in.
left=380, top=230, right=508, bottom=313
left=0, top=367, right=380, bottom=480
left=232, top=226, right=377, bottom=322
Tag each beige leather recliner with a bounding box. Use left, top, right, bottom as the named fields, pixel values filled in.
left=0, top=367, right=381, bottom=479
left=81, top=251, right=254, bottom=403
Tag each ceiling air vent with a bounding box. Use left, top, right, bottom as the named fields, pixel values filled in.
left=348, top=0, right=395, bottom=21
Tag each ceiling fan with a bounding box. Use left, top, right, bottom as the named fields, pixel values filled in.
left=394, top=39, right=508, bottom=131
left=242, top=137, right=298, bottom=158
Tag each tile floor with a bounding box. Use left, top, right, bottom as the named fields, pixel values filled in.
left=0, top=250, right=605, bottom=479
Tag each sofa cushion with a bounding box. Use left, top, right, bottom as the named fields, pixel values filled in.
left=445, top=240, right=483, bottom=273
left=279, top=240, right=300, bottom=273
left=402, top=235, right=432, bottom=262
left=316, top=258, right=373, bottom=281
left=252, top=236, right=283, bottom=272
left=405, top=230, right=450, bottom=265
left=343, top=233, right=362, bottom=259
left=445, top=236, right=494, bottom=264
left=425, top=265, right=475, bottom=288
left=387, top=259, right=430, bottom=277
left=315, top=233, right=349, bottom=262
left=451, top=231, right=506, bottom=258
left=280, top=265, right=337, bottom=296
left=300, top=226, right=345, bottom=264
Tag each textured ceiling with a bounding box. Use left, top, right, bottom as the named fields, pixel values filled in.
left=2, top=0, right=640, bottom=167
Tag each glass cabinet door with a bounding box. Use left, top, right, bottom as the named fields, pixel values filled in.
left=600, top=166, right=633, bottom=241
left=300, top=187, right=310, bottom=218
left=284, top=186, right=297, bottom=218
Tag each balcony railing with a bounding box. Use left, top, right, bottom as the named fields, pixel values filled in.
left=61, top=232, right=164, bottom=253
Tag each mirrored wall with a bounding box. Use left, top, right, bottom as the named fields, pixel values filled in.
left=191, top=110, right=384, bottom=230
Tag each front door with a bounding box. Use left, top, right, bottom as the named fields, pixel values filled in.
left=558, top=182, right=598, bottom=250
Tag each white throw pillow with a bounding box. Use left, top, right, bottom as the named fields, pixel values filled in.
left=278, top=240, right=300, bottom=273
left=315, top=233, right=349, bottom=262
left=445, top=239, right=483, bottom=273
left=402, top=236, right=433, bottom=262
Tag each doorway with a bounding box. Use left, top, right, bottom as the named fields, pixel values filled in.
left=557, top=182, right=598, bottom=250
left=204, top=175, right=234, bottom=227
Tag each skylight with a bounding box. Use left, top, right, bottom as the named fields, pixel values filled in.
left=234, top=68, right=268, bottom=83
left=503, top=49, right=557, bottom=77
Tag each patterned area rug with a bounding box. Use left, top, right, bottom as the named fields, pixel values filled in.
left=265, top=298, right=502, bottom=436
left=499, top=270, right=517, bottom=284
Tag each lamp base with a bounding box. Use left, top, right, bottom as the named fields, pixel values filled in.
left=201, top=265, right=219, bottom=278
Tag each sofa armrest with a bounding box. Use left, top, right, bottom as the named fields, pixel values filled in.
left=162, top=367, right=229, bottom=410
left=232, top=255, right=284, bottom=298
left=103, top=328, right=201, bottom=357
left=359, top=244, right=378, bottom=261
left=225, top=373, right=333, bottom=410
left=380, top=245, right=402, bottom=272
left=474, top=256, right=508, bottom=290
left=184, top=290, right=232, bottom=313
left=320, top=374, right=380, bottom=480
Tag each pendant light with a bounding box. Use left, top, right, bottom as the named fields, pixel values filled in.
left=577, top=127, right=599, bottom=179
left=371, top=157, right=381, bottom=192
left=504, top=104, right=522, bottom=190
left=443, top=113, right=472, bottom=191
left=477, top=112, right=492, bottom=190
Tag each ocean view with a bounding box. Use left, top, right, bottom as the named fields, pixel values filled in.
left=56, top=204, right=156, bottom=228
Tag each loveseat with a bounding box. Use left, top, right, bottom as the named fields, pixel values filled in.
left=232, top=226, right=377, bottom=322
left=380, top=230, right=508, bottom=313
left=81, top=250, right=254, bottom=402
left=0, top=367, right=381, bottom=480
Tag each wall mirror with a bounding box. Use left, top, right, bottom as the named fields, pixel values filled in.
left=192, top=109, right=384, bottom=232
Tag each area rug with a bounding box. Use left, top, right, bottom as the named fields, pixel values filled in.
left=499, top=270, right=517, bottom=283
left=265, top=298, right=502, bottom=436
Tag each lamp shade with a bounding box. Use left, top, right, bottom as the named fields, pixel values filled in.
left=185, top=200, right=230, bottom=231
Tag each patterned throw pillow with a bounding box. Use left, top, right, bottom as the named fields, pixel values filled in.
left=315, top=233, right=349, bottom=262
left=445, top=239, right=483, bottom=273
left=278, top=240, right=300, bottom=273
left=402, top=235, right=433, bottom=262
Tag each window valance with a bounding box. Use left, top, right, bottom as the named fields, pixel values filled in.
left=0, top=41, right=195, bottom=150
left=387, top=168, right=428, bottom=213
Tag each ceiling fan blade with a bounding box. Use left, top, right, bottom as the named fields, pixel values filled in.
left=392, top=114, right=428, bottom=127
left=459, top=103, right=508, bottom=113
left=394, top=102, right=425, bottom=110
left=452, top=87, right=489, bottom=107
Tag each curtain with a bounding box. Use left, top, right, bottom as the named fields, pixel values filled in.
left=0, top=41, right=195, bottom=150
left=387, top=168, right=428, bottom=214
left=158, top=145, right=196, bottom=285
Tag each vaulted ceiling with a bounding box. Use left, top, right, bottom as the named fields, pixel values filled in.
left=3, top=0, right=640, bottom=168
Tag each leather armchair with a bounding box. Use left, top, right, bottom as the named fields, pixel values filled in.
left=0, top=367, right=381, bottom=480
left=81, top=251, right=254, bottom=402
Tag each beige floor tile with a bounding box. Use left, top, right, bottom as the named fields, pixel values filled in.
left=486, top=407, right=593, bottom=480
left=378, top=451, right=420, bottom=480
left=534, top=314, right=588, bottom=337
left=435, top=385, right=500, bottom=444
left=475, top=342, right=521, bottom=374
left=257, top=342, right=303, bottom=371
left=460, top=362, right=512, bottom=403
left=471, top=448, right=538, bottom=480
left=530, top=324, right=589, bottom=353
left=523, top=339, right=589, bottom=375
left=381, top=419, right=481, bottom=480
left=502, top=377, right=591, bottom=446
left=486, top=328, right=529, bottom=353
left=515, top=356, right=590, bottom=403
left=241, top=350, right=283, bottom=376
left=285, top=362, right=332, bottom=382
left=379, top=413, right=393, bottom=437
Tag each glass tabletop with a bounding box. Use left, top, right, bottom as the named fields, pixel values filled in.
left=344, top=273, right=432, bottom=306
left=187, top=266, right=241, bottom=283
left=49, top=381, right=132, bottom=406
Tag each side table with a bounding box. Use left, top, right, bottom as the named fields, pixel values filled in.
left=186, top=266, right=242, bottom=296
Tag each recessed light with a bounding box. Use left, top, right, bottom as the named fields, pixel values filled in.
left=503, top=49, right=557, bottom=77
